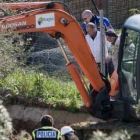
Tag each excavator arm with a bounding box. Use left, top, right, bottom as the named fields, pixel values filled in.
left=0, top=2, right=64, bottom=10
left=0, top=1, right=111, bottom=119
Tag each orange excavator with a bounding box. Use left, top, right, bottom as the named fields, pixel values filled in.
left=0, top=1, right=140, bottom=121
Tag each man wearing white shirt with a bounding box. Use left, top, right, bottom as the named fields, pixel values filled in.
left=85, top=22, right=109, bottom=75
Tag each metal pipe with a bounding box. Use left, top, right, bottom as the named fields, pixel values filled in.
left=100, top=10, right=105, bottom=75
left=56, top=39, right=70, bottom=63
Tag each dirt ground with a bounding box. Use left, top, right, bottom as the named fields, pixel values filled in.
left=4, top=97, right=140, bottom=140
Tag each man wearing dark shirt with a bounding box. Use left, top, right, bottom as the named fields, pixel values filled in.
left=81, top=10, right=113, bottom=34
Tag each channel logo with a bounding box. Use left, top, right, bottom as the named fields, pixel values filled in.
left=38, top=17, right=43, bottom=25
left=36, top=13, right=55, bottom=28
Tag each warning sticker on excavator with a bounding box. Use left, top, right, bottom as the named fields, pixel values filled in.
left=36, top=13, right=55, bottom=28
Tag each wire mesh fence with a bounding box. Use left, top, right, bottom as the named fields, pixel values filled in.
left=41, top=0, right=140, bottom=28
left=64, top=0, right=140, bottom=28
left=22, top=0, right=140, bottom=78
left=3, top=0, right=140, bottom=80
left=24, top=0, right=140, bottom=73
left=25, top=33, right=82, bottom=78
left=106, top=0, right=140, bottom=28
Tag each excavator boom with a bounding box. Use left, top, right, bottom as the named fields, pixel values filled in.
left=0, top=2, right=107, bottom=113
left=0, top=2, right=64, bottom=10
left=2, top=3, right=105, bottom=88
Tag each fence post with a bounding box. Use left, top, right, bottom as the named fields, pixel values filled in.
left=100, top=10, right=105, bottom=75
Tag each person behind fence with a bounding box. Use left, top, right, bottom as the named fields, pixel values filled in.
left=32, top=115, right=61, bottom=140
left=105, top=29, right=120, bottom=69
left=81, top=9, right=113, bottom=34
left=61, top=126, right=79, bottom=140
left=85, top=22, right=109, bottom=76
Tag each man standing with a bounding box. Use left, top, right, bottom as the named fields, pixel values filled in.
left=32, top=115, right=61, bottom=140
left=85, top=22, right=109, bottom=73
left=81, top=10, right=113, bottom=33
left=105, top=29, right=120, bottom=69
left=85, top=22, right=110, bottom=101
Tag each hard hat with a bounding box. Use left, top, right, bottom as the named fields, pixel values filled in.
left=61, top=126, right=74, bottom=135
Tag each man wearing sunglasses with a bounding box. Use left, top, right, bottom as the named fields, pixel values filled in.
left=81, top=10, right=113, bottom=34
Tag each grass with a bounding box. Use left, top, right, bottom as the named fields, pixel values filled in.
left=0, top=68, right=83, bottom=112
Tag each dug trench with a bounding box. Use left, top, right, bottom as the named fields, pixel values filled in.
left=4, top=96, right=140, bottom=140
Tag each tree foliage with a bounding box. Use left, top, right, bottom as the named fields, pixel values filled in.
left=129, top=8, right=140, bottom=16
left=89, top=130, right=131, bottom=140
left=0, top=100, right=12, bottom=140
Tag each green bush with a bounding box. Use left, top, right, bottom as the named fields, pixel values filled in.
left=0, top=69, right=82, bottom=111
left=129, top=9, right=140, bottom=16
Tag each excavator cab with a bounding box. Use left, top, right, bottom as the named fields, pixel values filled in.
left=87, top=14, right=140, bottom=121
left=113, top=14, right=140, bottom=121
left=118, top=14, right=140, bottom=103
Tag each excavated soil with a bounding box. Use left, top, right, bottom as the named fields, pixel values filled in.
left=4, top=96, right=99, bottom=132
left=3, top=96, right=140, bottom=140
left=72, top=121, right=140, bottom=140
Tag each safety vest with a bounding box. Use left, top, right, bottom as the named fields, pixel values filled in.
left=32, top=126, right=61, bottom=140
